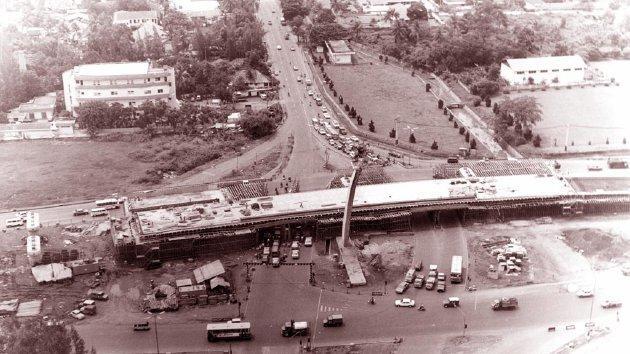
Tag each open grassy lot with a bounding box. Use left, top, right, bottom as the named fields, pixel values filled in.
left=0, top=139, right=154, bottom=209
left=324, top=59, right=469, bottom=154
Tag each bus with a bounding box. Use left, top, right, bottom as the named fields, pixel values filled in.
left=5, top=218, right=25, bottom=228
left=450, top=255, right=463, bottom=283
left=90, top=208, right=108, bottom=217
left=95, top=198, right=121, bottom=207
left=207, top=320, right=252, bottom=342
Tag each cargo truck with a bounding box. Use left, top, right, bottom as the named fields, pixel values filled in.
left=491, top=297, right=518, bottom=311
left=281, top=320, right=309, bottom=337
left=322, top=314, right=343, bottom=327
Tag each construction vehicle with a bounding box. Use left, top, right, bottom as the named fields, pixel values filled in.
left=281, top=320, right=309, bottom=337
left=491, top=297, right=518, bottom=311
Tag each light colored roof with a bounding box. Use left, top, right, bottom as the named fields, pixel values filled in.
left=170, top=0, right=220, bottom=12
left=504, top=55, right=586, bottom=72
left=0, top=299, right=19, bottom=315
left=31, top=263, right=73, bottom=283
left=193, top=260, right=225, bottom=283
left=16, top=92, right=56, bottom=113
left=133, top=22, right=167, bottom=41
left=176, top=278, right=193, bottom=287
left=113, top=10, right=158, bottom=23
left=179, top=284, right=206, bottom=293
left=16, top=300, right=42, bottom=317
left=210, top=276, right=230, bottom=289
left=327, top=40, right=353, bottom=54
left=74, top=62, right=150, bottom=77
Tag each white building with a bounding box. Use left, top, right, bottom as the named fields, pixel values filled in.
left=500, top=55, right=587, bottom=86
left=112, top=10, right=158, bottom=28
left=325, top=40, right=355, bottom=65
left=8, top=92, right=57, bottom=123
left=169, top=0, right=220, bottom=21
left=62, top=61, right=178, bottom=116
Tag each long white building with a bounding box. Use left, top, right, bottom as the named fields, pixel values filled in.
left=62, top=61, right=178, bottom=116
left=500, top=55, right=587, bottom=86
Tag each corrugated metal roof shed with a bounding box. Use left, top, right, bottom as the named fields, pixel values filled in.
left=193, top=260, right=225, bottom=284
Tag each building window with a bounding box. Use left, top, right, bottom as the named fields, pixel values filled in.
left=128, top=90, right=135, bottom=94
left=144, top=90, right=151, bottom=94
left=540, top=70, right=548, bottom=73
left=75, top=80, right=80, bottom=84
left=516, top=71, right=525, bottom=75
left=528, top=70, right=536, bottom=74
left=164, top=76, right=167, bottom=81
left=155, top=77, right=161, bottom=81
left=94, top=92, right=101, bottom=96
left=94, top=80, right=100, bottom=85
left=111, top=91, right=118, bottom=95
left=80, top=91, right=85, bottom=95
left=574, top=68, right=583, bottom=71
left=157, top=89, right=163, bottom=93
left=147, top=78, right=151, bottom=82
left=552, top=69, right=560, bottom=72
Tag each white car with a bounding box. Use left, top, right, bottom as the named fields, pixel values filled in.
left=70, top=310, right=85, bottom=320
left=318, top=129, right=326, bottom=135
left=292, top=249, right=300, bottom=259
left=308, top=90, right=314, bottom=96
left=297, top=77, right=302, bottom=82
left=290, top=47, right=295, bottom=51
left=395, top=298, right=415, bottom=308
left=293, top=66, right=298, bottom=71
left=576, top=288, right=594, bottom=298
left=588, top=165, right=603, bottom=171
left=277, top=45, right=282, bottom=50
left=321, top=106, right=328, bottom=113
left=601, top=299, right=622, bottom=309
left=304, top=237, right=313, bottom=247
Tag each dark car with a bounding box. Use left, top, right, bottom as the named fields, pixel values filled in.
left=73, top=209, right=89, bottom=216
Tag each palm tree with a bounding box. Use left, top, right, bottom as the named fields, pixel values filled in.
left=392, top=19, right=410, bottom=44
left=383, top=9, right=398, bottom=25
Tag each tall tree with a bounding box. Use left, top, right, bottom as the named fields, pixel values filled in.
left=0, top=318, right=94, bottom=354
left=498, top=96, right=542, bottom=129
left=407, top=2, right=429, bottom=22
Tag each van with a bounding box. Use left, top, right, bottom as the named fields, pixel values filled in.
left=5, top=218, right=25, bottom=228
left=90, top=208, right=107, bottom=217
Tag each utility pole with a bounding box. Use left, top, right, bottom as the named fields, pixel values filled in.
left=154, top=314, right=160, bottom=354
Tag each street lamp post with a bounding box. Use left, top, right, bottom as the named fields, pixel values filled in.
left=457, top=306, right=467, bottom=337
left=153, top=313, right=160, bottom=354
left=589, top=263, right=597, bottom=322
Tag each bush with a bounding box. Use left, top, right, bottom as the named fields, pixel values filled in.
left=470, top=79, right=501, bottom=99
left=339, top=96, right=343, bottom=104
left=459, top=127, right=465, bottom=135
left=409, top=133, right=416, bottom=143
left=333, top=90, right=337, bottom=97
left=454, top=121, right=458, bottom=128
left=350, top=107, right=356, bottom=117
left=470, top=138, right=477, bottom=149
left=465, top=131, right=470, bottom=142
left=485, top=97, right=491, bottom=107
left=368, top=120, right=375, bottom=132
left=344, top=104, right=350, bottom=112
left=431, top=140, right=438, bottom=150
left=438, top=99, right=444, bottom=109
left=389, top=128, right=396, bottom=138
left=357, top=116, right=363, bottom=125
left=241, top=113, right=276, bottom=139
left=473, top=98, right=481, bottom=107
left=493, top=102, right=499, bottom=114
left=523, top=129, right=533, bottom=141
left=533, top=134, right=542, bottom=147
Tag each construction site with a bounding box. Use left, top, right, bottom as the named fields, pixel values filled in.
left=112, top=160, right=630, bottom=275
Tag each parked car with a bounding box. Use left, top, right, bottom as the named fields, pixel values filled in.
left=437, top=281, right=446, bottom=293
left=267, top=20, right=272, bottom=25
left=395, top=281, right=409, bottom=294
left=588, top=165, right=603, bottom=171
left=70, top=310, right=85, bottom=320
left=601, top=299, right=623, bottom=309
left=443, top=297, right=460, bottom=308
left=297, top=77, right=302, bottom=82
left=321, top=106, right=328, bottom=113
left=304, top=237, right=313, bottom=247
left=88, top=290, right=109, bottom=301
left=277, top=45, right=282, bottom=50
left=291, top=249, right=300, bottom=259
left=425, top=277, right=436, bottom=290
left=413, top=275, right=425, bottom=288
left=133, top=322, right=151, bottom=331
left=576, top=288, right=594, bottom=298
left=322, top=314, right=343, bottom=327
left=437, top=272, right=446, bottom=281
left=395, top=298, right=415, bottom=307
left=293, top=66, right=298, bottom=71
left=272, top=257, right=280, bottom=267
left=290, top=47, right=295, bottom=51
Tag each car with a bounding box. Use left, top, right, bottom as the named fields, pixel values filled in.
left=437, top=272, right=446, bottom=281
left=260, top=93, right=267, bottom=100
left=395, top=281, right=409, bottom=294
left=328, top=139, right=336, bottom=145
left=588, top=165, right=603, bottom=171
left=272, top=10, right=276, bottom=13
left=321, top=106, right=328, bottom=113
left=601, top=300, right=622, bottom=309
left=395, top=298, right=415, bottom=307
left=304, top=237, right=313, bottom=247
left=335, top=143, right=343, bottom=150
left=15, top=211, right=30, bottom=219
left=88, top=290, right=109, bottom=301
left=291, top=249, right=300, bottom=259
left=576, top=288, right=594, bottom=298
left=428, top=270, right=437, bottom=278
left=436, top=281, right=446, bottom=293
left=290, top=47, right=295, bottom=51
left=73, top=209, right=89, bottom=216
left=325, top=133, right=332, bottom=139
left=413, top=275, right=425, bottom=288
left=297, top=77, right=302, bottom=82
left=318, top=129, right=326, bottom=135
left=70, top=310, right=85, bottom=320
left=425, top=277, right=436, bottom=290
left=308, top=90, right=314, bottom=96
left=293, top=66, right=298, bottom=71
left=277, top=45, right=282, bottom=50
left=272, top=257, right=280, bottom=267
left=267, top=21, right=272, bottom=25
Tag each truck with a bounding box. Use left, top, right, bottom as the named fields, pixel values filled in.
left=322, top=314, right=343, bottom=327
left=133, top=322, right=151, bottom=331
left=491, top=297, right=518, bottom=311
left=281, top=320, right=309, bottom=337
left=450, top=255, right=463, bottom=283
left=608, top=158, right=628, bottom=169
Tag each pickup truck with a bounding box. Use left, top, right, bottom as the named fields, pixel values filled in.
left=133, top=322, right=151, bottom=331
left=491, top=297, right=518, bottom=311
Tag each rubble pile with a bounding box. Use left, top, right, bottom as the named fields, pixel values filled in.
left=483, top=237, right=528, bottom=277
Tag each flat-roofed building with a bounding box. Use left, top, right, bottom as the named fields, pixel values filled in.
left=112, top=10, right=158, bottom=28
left=169, top=0, right=220, bottom=22
left=62, top=61, right=178, bottom=116
left=325, top=40, right=355, bottom=65
left=7, top=92, right=57, bottom=123
left=500, top=55, right=587, bottom=85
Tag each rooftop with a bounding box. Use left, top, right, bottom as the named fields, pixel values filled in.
left=503, top=55, right=587, bottom=72
left=71, top=61, right=169, bottom=77
left=15, top=92, right=56, bottom=113
left=327, top=40, right=353, bottom=54
left=193, top=260, right=226, bottom=283
left=113, top=10, right=158, bottom=23
left=132, top=174, right=578, bottom=236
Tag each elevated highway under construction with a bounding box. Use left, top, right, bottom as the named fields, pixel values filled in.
left=113, top=173, right=630, bottom=266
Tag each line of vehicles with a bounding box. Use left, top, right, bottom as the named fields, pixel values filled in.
left=261, top=237, right=313, bottom=267
left=72, top=197, right=125, bottom=218
left=396, top=256, right=463, bottom=294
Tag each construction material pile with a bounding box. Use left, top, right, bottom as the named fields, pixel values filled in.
left=483, top=237, right=528, bottom=276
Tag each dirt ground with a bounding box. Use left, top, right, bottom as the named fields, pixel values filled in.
left=441, top=335, right=503, bottom=354
left=323, top=54, right=467, bottom=154
left=314, top=342, right=399, bottom=354
left=466, top=214, right=630, bottom=289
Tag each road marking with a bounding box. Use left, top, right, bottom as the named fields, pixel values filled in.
left=313, top=288, right=323, bottom=346
left=320, top=305, right=344, bottom=312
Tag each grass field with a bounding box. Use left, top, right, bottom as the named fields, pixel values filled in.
left=324, top=59, right=469, bottom=154
left=0, top=140, right=154, bottom=209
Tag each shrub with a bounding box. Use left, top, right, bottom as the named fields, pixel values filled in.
left=431, top=140, right=438, bottom=150
left=454, top=121, right=458, bottom=128
left=241, top=113, right=276, bottom=139
left=350, top=107, right=356, bottom=117
left=523, top=129, right=533, bottom=141
left=485, top=97, right=491, bottom=107
left=533, top=134, right=542, bottom=147
left=443, top=108, right=448, bottom=115
left=426, top=83, right=431, bottom=92
left=470, top=79, right=501, bottom=99
left=493, top=102, right=499, bottom=114
left=459, top=127, right=465, bottom=135
left=389, top=128, right=396, bottom=138
left=438, top=99, right=444, bottom=109
left=470, top=138, right=477, bottom=149
left=368, top=120, right=375, bottom=132
left=357, top=116, right=363, bottom=125
left=344, top=104, right=350, bottom=112
left=473, top=98, right=481, bottom=107
left=333, top=90, right=337, bottom=97
left=409, top=133, right=416, bottom=143
left=465, top=131, right=470, bottom=142
left=379, top=54, right=383, bottom=61
left=339, top=96, right=343, bottom=104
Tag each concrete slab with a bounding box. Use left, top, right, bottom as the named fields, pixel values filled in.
left=336, top=237, right=367, bottom=286
left=16, top=300, right=42, bottom=317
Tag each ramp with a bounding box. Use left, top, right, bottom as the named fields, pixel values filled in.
left=335, top=237, right=366, bottom=286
